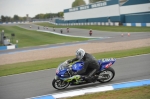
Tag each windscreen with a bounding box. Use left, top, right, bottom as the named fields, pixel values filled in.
left=56, top=62, right=69, bottom=73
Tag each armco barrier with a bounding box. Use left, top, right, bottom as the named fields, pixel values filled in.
left=27, top=79, right=150, bottom=99
left=123, top=23, right=150, bottom=27
left=0, top=21, right=50, bottom=25
left=0, top=46, right=7, bottom=50
left=1, top=21, right=149, bottom=27
left=57, top=22, right=119, bottom=26
left=0, top=44, right=16, bottom=50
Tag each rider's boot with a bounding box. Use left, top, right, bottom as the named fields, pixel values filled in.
left=91, top=75, right=98, bottom=82
left=85, top=75, right=98, bottom=83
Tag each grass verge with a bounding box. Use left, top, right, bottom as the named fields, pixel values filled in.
left=67, top=85, right=150, bottom=99
left=35, top=22, right=150, bottom=32
left=0, top=26, right=88, bottom=48
left=0, top=46, right=150, bottom=77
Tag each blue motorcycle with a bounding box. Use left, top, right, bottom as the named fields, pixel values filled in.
left=52, top=58, right=116, bottom=90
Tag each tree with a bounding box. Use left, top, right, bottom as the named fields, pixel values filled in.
left=1, top=15, right=6, bottom=22
left=72, top=0, right=86, bottom=8
left=13, top=15, right=19, bottom=21
left=58, top=12, right=64, bottom=18
left=22, top=17, right=26, bottom=21
left=1, top=16, right=11, bottom=22
left=19, top=17, right=24, bottom=21
left=34, top=13, right=63, bottom=19
left=89, top=0, right=105, bottom=3
left=44, top=13, right=50, bottom=19
left=5, top=16, right=11, bottom=22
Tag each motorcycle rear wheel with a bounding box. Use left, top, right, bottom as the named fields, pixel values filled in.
left=98, top=67, right=115, bottom=83
left=52, top=79, right=70, bottom=90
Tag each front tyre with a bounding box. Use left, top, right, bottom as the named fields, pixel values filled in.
left=52, top=79, right=70, bottom=90
left=98, top=67, right=115, bottom=83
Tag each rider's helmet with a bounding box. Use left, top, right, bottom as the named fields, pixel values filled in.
left=76, top=48, right=85, bottom=60
left=90, top=29, right=92, bottom=31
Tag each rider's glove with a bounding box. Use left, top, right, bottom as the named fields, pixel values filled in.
left=67, top=60, right=72, bottom=64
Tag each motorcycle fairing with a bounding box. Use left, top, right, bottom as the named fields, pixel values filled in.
left=72, top=62, right=84, bottom=72
left=98, top=58, right=116, bottom=70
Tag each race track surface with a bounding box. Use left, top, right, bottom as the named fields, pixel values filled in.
left=0, top=54, right=150, bottom=99
left=18, top=24, right=150, bottom=39
left=0, top=24, right=150, bottom=55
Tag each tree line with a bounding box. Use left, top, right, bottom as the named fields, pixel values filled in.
left=34, top=12, right=63, bottom=19
left=0, top=12, right=64, bottom=22
left=72, top=0, right=105, bottom=7
left=0, top=15, right=26, bottom=22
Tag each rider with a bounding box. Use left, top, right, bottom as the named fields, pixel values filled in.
left=89, top=29, right=92, bottom=36
left=68, top=48, right=100, bottom=82
left=60, top=28, right=63, bottom=33
left=53, top=27, right=55, bottom=31
left=67, top=27, right=69, bottom=32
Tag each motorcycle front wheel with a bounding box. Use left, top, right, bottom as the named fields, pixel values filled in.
left=52, top=79, right=70, bottom=90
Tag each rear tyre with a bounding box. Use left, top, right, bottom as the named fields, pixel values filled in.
left=52, top=79, right=70, bottom=90
left=98, top=67, right=115, bottom=83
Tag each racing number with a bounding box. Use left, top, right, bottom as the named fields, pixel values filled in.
left=102, top=58, right=114, bottom=62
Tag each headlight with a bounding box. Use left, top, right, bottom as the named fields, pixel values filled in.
left=56, top=69, right=59, bottom=74
left=55, top=76, right=58, bottom=80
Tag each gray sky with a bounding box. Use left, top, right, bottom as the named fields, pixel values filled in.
left=0, top=0, right=89, bottom=17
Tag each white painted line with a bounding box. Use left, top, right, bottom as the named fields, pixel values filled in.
left=82, top=86, right=113, bottom=94
left=37, top=30, right=110, bottom=39
left=27, top=79, right=150, bottom=99
left=17, top=25, right=111, bottom=39
left=0, top=42, right=88, bottom=56
left=54, top=78, right=150, bottom=95
left=0, top=68, right=56, bottom=78
left=53, top=90, right=84, bottom=98
left=116, top=53, right=150, bottom=59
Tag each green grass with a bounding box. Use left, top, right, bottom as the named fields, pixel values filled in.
left=35, top=22, right=150, bottom=32
left=67, top=85, right=150, bottom=99
left=0, top=46, right=150, bottom=77
left=0, top=26, right=88, bottom=48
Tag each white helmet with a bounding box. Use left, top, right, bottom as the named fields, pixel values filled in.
left=76, top=48, right=85, bottom=60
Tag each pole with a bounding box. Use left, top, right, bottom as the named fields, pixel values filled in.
left=1, top=30, right=4, bottom=45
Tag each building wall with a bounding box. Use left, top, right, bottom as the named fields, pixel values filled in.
left=64, top=0, right=120, bottom=22
left=120, top=2, right=150, bottom=15
left=56, top=0, right=150, bottom=25
left=121, top=0, right=150, bottom=6
left=64, top=4, right=120, bottom=21
left=125, top=13, right=150, bottom=23
left=120, top=0, right=150, bottom=23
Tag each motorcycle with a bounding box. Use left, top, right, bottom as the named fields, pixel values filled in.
left=60, top=30, right=63, bottom=34
left=89, top=30, right=92, bottom=36
left=67, top=28, right=69, bottom=33
left=52, top=58, right=116, bottom=90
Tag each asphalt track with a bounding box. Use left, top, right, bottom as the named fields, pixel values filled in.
left=0, top=24, right=150, bottom=55
left=18, top=24, right=150, bottom=39
left=0, top=54, right=150, bottom=99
